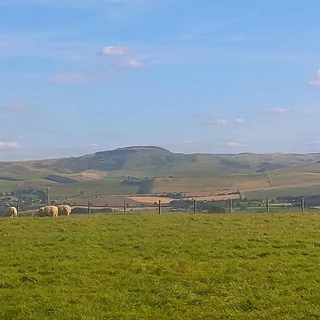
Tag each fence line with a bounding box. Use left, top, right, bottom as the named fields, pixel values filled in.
left=2, top=195, right=317, bottom=217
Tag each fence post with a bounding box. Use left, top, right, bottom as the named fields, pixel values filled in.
left=158, top=200, right=161, bottom=215
left=88, top=201, right=91, bottom=214
left=16, top=200, right=19, bottom=214
left=46, top=187, right=50, bottom=206
left=124, top=201, right=127, bottom=215
left=266, top=198, right=270, bottom=213
left=51, top=200, right=54, bottom=206
left=301, top=197, right=305, bottom=213
left=229, top=199, right=233, bottom=213
left=193, top=199, right=196, bottom=214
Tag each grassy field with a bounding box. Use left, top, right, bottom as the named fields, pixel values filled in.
left=0, top=213, right=319, bottom=319
left=152, top=174, right=271, bottom=195
left=0, top=180, right=20, bottom=193
left=48, top=179, right=140, bottom=200
left=245, top=185, right=320, bottom=199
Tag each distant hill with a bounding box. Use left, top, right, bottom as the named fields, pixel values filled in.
left=1, top=146, right=320, bottom=199
left=14, top=146, right=320, bottom=176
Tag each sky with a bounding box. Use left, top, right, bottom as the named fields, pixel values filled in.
left=1, top=0, right=320, bottom=160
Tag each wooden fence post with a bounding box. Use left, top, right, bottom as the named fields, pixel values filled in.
left=46, top=187, right=50, bottom=206
left=266, top=198, right=270, bottom=213
left=193, top=199, right=196, bottom=214
left=16, top=200, right=19, bottom=214
left=229, top=199, right=233, bottom=213
left=301, top=197, right=305, bottom=213
left=124, top=201, right=127, bottom=215
left=158, top=200, right=161, bottom=215
left=88, top=201, right=91, bottom=214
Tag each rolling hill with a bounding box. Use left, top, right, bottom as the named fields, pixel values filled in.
left=1, top=146, right=320, bottom=199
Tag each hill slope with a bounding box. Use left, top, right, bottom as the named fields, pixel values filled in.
left=14, top=146, right=320, bottom=176
left=1, top=146, right=320, bottom=199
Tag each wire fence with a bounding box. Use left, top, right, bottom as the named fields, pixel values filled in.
left=2, top=195, right=319, bottom=217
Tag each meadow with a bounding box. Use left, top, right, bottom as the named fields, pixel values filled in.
left=0, top=213, right=319, bottom=319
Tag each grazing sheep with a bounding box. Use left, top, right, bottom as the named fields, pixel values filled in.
left=3, top=206, right=18, bottom=217
left=57, top=205, right=71, bottom=216
left=37, top=205, right=58, bottom=217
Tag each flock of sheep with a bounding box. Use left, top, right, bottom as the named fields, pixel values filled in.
left=3, top=205, right=72, bottom=218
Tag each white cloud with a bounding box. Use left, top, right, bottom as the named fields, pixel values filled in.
left=120, top=59, right=143, bottom=68
left=216, top=118, right=229, bottom=125
left=0, top=141, right=20, bottom=149
left=86, top=143, right=98, bottom=148
left=101, top=46, right=130, bottom=56
left=309, top=69, right=320, bottom=87
left=195, top=116, right=245, bottom=126
left=220, top=141, right=246, bottom=149
left=235, top=118, right=245, bottom=124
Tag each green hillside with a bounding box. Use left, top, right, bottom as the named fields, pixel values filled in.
left=14, top=146, right=320, bottom=176
left=1, top=146, right=320, bottom=199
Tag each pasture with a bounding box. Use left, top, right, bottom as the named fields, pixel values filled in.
left=0, top=213, right=319, bottom=319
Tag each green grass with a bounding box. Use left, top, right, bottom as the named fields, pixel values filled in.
left=49, top=179, right=140, bottom=199
left=246, top=186, right=320, bottom=199
left=0, top=180, right=19, bottom=193
left=0, top=165, right=47, bottom=181
left=0, top=213, right=320, bottom=319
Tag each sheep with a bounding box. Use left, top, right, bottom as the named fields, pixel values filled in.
left=37, top=205, right=58, bottom=217
left=57, top=205, right=71, bottom=216
left=3, top=206, right=18, bottom=217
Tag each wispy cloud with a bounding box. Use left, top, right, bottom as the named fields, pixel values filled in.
left=235, top=118, right=245, bottom=124
left=0, top=141, right=20, bottom=149
left=0, top=102, right=43, bottom=121
left=219, top=141, right=247, bottom=149
left=194, top=115, right=245, bottom=126
left=101, top=46, right=131, bottom=56
left=309, top=69, right=320, bottom=87
left=119, top=59, right=143, bottom=68
left=85, top=143, right=98, bottom=148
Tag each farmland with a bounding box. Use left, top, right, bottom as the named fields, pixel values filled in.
left=2, top=146, right=320, bottom=205
left=0, top=213, right=320, bottom=319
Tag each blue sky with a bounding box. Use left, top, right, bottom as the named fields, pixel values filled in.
left=1, top=0, right=320, bottom=160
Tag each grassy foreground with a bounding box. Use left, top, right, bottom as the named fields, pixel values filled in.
left=0, top=213, right=319, bottom=319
